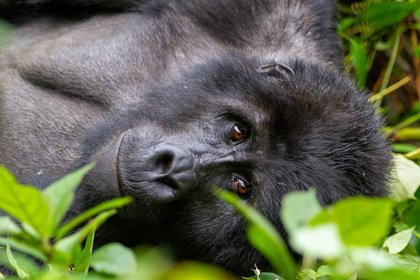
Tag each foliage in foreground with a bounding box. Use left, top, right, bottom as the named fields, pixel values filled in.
left=0, top=154, right=419, bottom=280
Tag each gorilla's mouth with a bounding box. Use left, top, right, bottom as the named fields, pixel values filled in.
left=156, top=176, right=181, bottom=191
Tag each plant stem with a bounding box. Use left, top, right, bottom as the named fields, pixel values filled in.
left=376, top=29, right=402, bottom=106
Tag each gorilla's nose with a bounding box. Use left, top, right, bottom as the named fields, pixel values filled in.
left=148, top=143, right=195, bottom=201
left=118, top=134, right=196, bottom=202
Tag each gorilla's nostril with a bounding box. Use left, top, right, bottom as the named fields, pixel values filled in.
left=154, top=152, right=174, bottom=174
left=151, top=144, right=194, bottom=194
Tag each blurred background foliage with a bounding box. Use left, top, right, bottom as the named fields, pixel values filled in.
left=339, top=0, right=420, bottom=160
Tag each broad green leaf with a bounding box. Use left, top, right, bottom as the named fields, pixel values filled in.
left=0, top=167, right=51, bottom=238
left=0, top=249, right=40, bottom=277
left=297, top=268, right=317, bottom=280
left=338, top=17, right=356, bottom=33
left=0, top=216, right=21, bottom=235
left=52, top=231, right=82, bottom=266
left=280, top=189, right=321, bottom=235
left=359, top=267, right=420, bottom=280
left=290, top=224, right=344, bottom=258
left=43, top=163, right=95, bottom=235
left=6, top=242, right=29, bottom=279
left=348, top=248, right=396, bottom=270
left=53, top=209, right=116, bottom=266
left=247, top=225, right=293, bottom=279
left=360, top=2, right=418, bottom=30
left=166, top=261, right=235, bottom=280
left=415, top=187, right=420, bottom=200
left=391, top=143, right=418, bottom=154
left=134, top=246, right=173, bottom=279
left=91, top=243, right=136, bottom=276
left=311, top=197, right=393, bottom=246
left=383, top=227, right=415, bottom=254
left=56, top=197, right=131, bottom=239
left=349, top=39, right=369, bottom=88
left=244, top=272, right=285, bottom=280
left=316, top=265, right=335, bottom=278
left=214, top=189, right=297, bottom=280
left=390, top=154, right=420, bottom=201
left=407, top=200, right=420, bottom=230
left=0, top=237, right=47, bottom=262
left=73, top=229, right=95, bottom=274
left=21, top=223, right=40, bottom=240
left=391, top=255, right=420, bottom=273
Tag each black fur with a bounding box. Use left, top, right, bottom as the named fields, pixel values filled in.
left=0, top=0, right=390, bottom=275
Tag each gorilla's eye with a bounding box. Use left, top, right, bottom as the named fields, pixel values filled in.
left=230, top=123, right=247, bottom=142
left=232, top=176, right=252, bottom=199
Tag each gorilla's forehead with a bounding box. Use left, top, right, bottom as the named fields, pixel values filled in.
left=177, top=56, right=362, bottom=121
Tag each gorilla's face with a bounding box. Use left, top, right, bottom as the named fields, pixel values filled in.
left=76, top=55, right=389, bottom=274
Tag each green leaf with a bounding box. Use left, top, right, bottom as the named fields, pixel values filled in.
left=0, top=237, right=47, bottom=262
left=347, top=248, right=396, bottom=271
left=390, top=154, right=420, bottom=201
left=290, top=224, right=344, bottom=258
left=415, top=187, right=420, bottom=200
left=316, top=265, right=334, bottom=278
left=297, top=268, right=317, bottom=280
left=52, top=231, right=82, bottom=266
left=391, top=255, right=420, bottom=273
left=407, top=200, right=420, bottom=230
left=91, top=243, right=137, bottom=276
left=280, top=189, right=321, bottom=235
left=391, top=143, right=418, bottom=154
left=0, top=166, right=51, bottom=238
left=360, top=2, right=418, bottom=30
left=6, top=242, right=29, bottom=279
left=73, top=229, right=95, bottom=274
left=21, top=223, right=41, bottom=240
left=214, top=189, right=297, bottom=280
left=0, top=216, right=21, bottom=235
left=134, top=246, right=173, bottom=279
left=43, top=163, right=95, bottom=235
left=338, top=17, right=356, bottom=34
left=243, top=272, right=285, bottom=280
left=349, top=39, right=369, bottom=88
left=359, top=267, right=420, bottom=280
left=311, top=197, right=393, bottom=246
left=383, top=227, right=415, bottom=254
left=56, top=197, right=131, bottom=239
left=166, top=261, right=234, bottom=280
left=53, top=209, right=116, bottom=266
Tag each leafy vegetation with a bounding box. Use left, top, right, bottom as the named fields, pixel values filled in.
left=1, top=0, right=420, bottom=279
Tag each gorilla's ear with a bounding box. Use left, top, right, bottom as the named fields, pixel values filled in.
left=257, top=63, right=295, bottom=78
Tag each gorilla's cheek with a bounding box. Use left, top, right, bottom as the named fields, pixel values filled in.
left=86, top=133, right=126, bottom=200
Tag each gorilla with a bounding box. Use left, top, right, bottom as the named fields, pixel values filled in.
left=0, top=0, right=389, bottom=275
